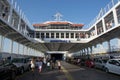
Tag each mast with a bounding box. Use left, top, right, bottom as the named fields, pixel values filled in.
left=54, top=12, right=63, bottom=21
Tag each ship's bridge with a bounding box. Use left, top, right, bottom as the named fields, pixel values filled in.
left=33, top=20, right=87, bottom=42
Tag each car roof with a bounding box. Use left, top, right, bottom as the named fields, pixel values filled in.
left=109, top=58, right=120, bottom=61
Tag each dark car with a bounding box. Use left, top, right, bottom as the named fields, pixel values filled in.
left=80, top=59, right=86, bottom=66
left=0, top=60, right=17, bottom=80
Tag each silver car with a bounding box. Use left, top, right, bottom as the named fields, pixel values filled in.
left=94, top=59, right=107, bottom=70
left=105, top=58, right=120, bottom=75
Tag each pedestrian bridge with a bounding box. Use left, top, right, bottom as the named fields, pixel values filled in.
left=0, top=0, right=120, bottom=57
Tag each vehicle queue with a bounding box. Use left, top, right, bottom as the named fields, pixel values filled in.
left=65, top=55, right=120, bottom=75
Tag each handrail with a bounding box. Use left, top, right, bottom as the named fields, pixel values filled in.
left=87, top=0, right=120, bottom=29
left=7, top=0, right=33, bottom=29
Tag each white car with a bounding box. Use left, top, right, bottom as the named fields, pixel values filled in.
left=105, top=58, right=120, bottom=75
left=94, top=59, right=107, bottom=70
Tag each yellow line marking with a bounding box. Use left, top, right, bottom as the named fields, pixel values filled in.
left=61, top=66, right=74, bottom=80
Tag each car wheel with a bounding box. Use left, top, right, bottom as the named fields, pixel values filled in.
left=21, top=68, right=24, bottom=74
left=94, top=65, right=97, bottom=68
left=28, top=66, right=31, bottom=71
left=11, top=71, right=16, bottom=80
left=102, top=66, right=105, bottom=71
left=105, top=68, right=109, bottom=73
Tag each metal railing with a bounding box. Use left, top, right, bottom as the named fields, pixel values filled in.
left=7, top=0, right=33, bottom=29
left=86, top=0, right=120, bottom=28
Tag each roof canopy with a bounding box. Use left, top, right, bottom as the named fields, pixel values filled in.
left=33, top=21, right=84, bottom=28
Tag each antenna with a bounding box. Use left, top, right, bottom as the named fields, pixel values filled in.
left=54, top=12, right=62, bottom=21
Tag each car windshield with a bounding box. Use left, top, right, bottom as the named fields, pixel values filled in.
left=118, top=60, right=120, bottom=62
left=102, top=60, right=108, bottom=63
left=12, top=58, right=24, bottom=63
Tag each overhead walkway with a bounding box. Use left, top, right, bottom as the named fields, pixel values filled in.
left=0, top=0, right=47, bottom=57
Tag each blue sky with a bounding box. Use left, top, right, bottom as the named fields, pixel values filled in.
left=16, top=0, right=110, bottom=29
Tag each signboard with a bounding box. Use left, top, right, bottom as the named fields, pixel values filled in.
left=50, top=40, right=70, bottom=43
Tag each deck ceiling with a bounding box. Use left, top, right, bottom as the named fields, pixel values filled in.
left=42, top=25, right=120, bottom=53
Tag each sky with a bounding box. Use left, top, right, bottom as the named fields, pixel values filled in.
left=15, top=0, right=110, bottom=29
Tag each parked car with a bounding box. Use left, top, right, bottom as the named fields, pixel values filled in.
left=105, top=58, right=120, bottom=75
left=94, top=59, right=107, bottom=70
left=80, top=59, right=86, bottom=66
left=85, top=59, right=94, bottom=68
left=12, top=58, right=31, bottom=74
left=0, top=60, right=17, bottom=80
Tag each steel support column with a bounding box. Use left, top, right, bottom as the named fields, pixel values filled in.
left=0, top=36, right=4, bottom=52
left=117, top=37, right=120, bottom=48
left=10, top=40, right=13, bottom=54
left=102, top=18, right=106, bottom=32
left=107, top=40, right=111, bottom=52
left=8, top=3, right=13, bottom=23
left=22, top=45, right=25, bottom=55
left=90, top=46, right=93, bottom=54
left=17, top=43, right=20, bottom=54
left=113, top=6, right=118, bottom=26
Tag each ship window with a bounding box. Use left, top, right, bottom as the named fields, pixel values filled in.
left=104, top=12, right=114, bottom=30
left=51, top=33, right=54, bottom=38
left=61, top=33, right=64, bottom=38
left=75, top=33, right=79, bottom=38
left=36, top=32, right=39, bottom=38
left=66, top=33, right=69, bottom=38
left=56, top=33, right=59, bottom=38
left=116, top=5, right=120, bottom=23
left=41, top=33, right=44, bottom=38
left=96, top=21, right=104, bottom=35
left=46, top=33, right=49, bottom=38
left=71, top=33, right=74, bottom=38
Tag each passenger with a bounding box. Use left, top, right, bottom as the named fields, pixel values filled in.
left=51, top=57, right=56, bottom=69
left=2, top=7, right=9, bottom=19
left=38, top=58, right=43, bottom=73
left=30, top=58, right=35, bottom=72
left=77, top=58, right=81, bottom=65
left=57, top=60, right=61, bottom=70
left=43, top=57, right=47, bottom=67
left=46, top=60, right=51, bottom=70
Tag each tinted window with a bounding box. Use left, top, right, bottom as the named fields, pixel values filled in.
left=109, top=60, right=119, bottom=65
left=102, top=60, right=107, bottom=63
left=12, top=58, right=24, bottom=63
left=108, top=60, right=114, bottom=64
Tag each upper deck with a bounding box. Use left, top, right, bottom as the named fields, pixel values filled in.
left=33, top=21, right=84, bottom=30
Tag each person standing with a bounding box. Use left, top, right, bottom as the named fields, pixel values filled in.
left=30, top=58, right=35, bottom=72
left=43, top=57, right=47, bottom=67
left=46, top=60, right=51, bottom=70
left=57, top=60, right=61, bottom=70
left=52, top=57, right=56, bottom=69
left=38, top=58, right=43, bottom=73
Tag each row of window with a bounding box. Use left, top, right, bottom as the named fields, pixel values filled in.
left=35, top=25, right=82, bottom=30
left=95, top=4, right=120, bottom=35
left=35, top=32, right=95, bottom=39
